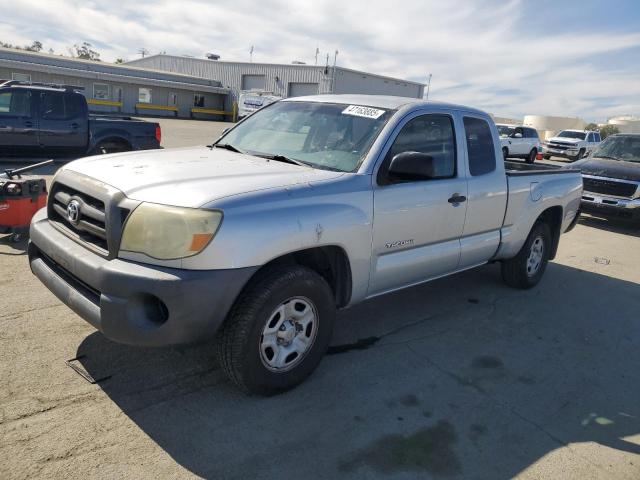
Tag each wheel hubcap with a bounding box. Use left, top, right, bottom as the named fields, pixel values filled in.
left=260, top=297, right=318, bottom=372
left=526, top=236, right=544, bottom=277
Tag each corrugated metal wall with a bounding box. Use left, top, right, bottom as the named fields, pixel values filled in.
left=127, top=55, right=424, bottom=101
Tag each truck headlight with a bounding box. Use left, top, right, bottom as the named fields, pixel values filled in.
left=120, top=203, right=223, bottom=260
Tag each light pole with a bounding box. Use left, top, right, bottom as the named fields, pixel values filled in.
left=426, top=73, right=432, bottom=100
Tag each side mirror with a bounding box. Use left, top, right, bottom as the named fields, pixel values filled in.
left=388, top=151, right=434, bottom=181
left=513, top=133, right=523, bottom=138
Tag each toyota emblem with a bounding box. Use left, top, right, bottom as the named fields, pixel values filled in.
left=67, top=200, right=80, bottom=224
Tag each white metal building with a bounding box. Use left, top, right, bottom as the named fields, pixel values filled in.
left=125, top=54, right=425, bottom=103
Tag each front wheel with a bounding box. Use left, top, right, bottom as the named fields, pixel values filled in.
left=575, top=148, right=585, bottom=161
left=501, top=222, right=551, bottom=289
left=215, top=266, right=336, bottom=395
left=543, top=154, right=551, bottom=160
left=502, top=147, right=509, bottom=160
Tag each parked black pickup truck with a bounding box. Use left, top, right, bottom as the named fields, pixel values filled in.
left=0, top=81, right=161, bottom=156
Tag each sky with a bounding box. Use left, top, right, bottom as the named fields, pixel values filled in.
left=1, top=0, right=640, bottom=122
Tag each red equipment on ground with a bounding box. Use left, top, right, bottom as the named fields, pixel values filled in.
left=0, top=160, right=52, bottom=242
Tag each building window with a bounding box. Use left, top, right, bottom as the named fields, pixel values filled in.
left=138, top=88, right=152, bottom=104
left=169, top=92, right=178, bottom=107
left=194, top=94, right=205, bottom=107
left=93, top=83, right=110, bottom=100
left=11, top=72, right=31, bottom=83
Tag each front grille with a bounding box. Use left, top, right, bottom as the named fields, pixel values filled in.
left=48, top=182, right=109, bottom=251
left=547, top=142, right=574, bottom=151
left=583, top=177, right=638, bottom=198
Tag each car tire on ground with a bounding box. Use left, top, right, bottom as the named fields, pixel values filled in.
left=543, top=154, right=551, bottom=160
left=576, top=148, right=585, bottom=161
left=89, top=140, right=132, bottom=155
left=502, top=147, right=508, bottom=160
left=501, top=221, right=551, bottom=289
left=526, top=148, right=537, bottom=164
left=215, top=265, right=336, bottom=395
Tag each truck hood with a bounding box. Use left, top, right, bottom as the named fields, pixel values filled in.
left=573, top=157, right=640, bottom=182
left=548, top=137, right=582, bottom=144
left=63, top=146, right=345, bottom=207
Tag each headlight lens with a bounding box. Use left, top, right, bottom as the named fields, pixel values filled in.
left=120, top=203, right=223, bottom=260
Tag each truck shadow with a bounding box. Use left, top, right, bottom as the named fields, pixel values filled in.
left=77, top=262, right=640, bottom=479
left=579, top=214, right=640, bottom=238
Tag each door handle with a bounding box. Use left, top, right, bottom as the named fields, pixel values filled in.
left=448, top=194, right=467, bottom=204
left=70, top=123, right=79, bottom=129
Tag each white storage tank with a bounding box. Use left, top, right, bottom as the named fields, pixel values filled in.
left=607, top=116, right=640, bottom=134
left=523, top=115, right=586, bottom=140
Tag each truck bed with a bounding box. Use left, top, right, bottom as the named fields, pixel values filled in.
left=504, top=160, right=580, bottom=176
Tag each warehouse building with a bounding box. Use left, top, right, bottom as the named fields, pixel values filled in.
left=0, top=47, right=230, bottom=119
left=125, top=54, right=425, bottom=102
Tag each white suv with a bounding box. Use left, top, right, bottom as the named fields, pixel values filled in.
left=543, top=130, right=601, bottom=161
left=496, top=124, right=542, bottom=163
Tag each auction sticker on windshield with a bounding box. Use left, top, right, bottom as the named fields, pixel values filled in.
left=342, top=105, right=386, bottom=119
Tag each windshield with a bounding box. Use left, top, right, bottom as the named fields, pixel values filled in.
left=218, top=101, right=395, bottom=172
left=591, top=136, right=640, bottom=163
left=497, top=125, right=514, bottom=137
left=557, top=131, right=586, bottom=140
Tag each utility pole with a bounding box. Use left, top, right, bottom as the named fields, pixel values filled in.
left=138, top=48, right=149, bottom=58
left=425, top=73, right=432, bottom=100
left=331, top=50, right=339, bottom=93
left=315, top=46, right=319, bottom=65
left=249, top=45, right=254, bottom=63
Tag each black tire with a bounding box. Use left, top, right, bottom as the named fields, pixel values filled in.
left=215, top=266, right=336, bottom=395
left=501, top=222, right=551, bottom=289
left=576, top=148, right=585, bottom=161
left=526, top=148, right=537, bottom=164
left=502, top=147, right=509, bottom=160
left=89, top=140, right=131, bottom=155
left=543, top=154, right=551, bottom=160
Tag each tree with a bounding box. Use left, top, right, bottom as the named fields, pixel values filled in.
left=73, top=42, right=100, bottom=61
left=599, top=124, right=619, bottom=139
left=585, top=123, right=599, bottom=131
left=114, top=58, right=125, bottom=64
left=0, top=40, right=43, bottom=52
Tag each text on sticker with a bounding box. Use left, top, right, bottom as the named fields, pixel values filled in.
left=342, top=105, right=386, bottom=119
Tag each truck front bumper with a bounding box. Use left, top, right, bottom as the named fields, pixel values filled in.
left=544, top=146, right=580, bottom=160
left=28, top=209, right=257, bottom=347
left=581, top=192, right=640, bottom=221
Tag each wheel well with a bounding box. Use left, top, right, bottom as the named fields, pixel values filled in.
left=94, top=137, right=132, bottom=150
left=536, top=206, right=563, bottom=259
left=254, top=247, right=352, bottom=308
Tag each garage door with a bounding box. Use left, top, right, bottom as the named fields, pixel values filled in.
left=241, top=75, right=266, bottom=90
left=288, top=82, right=319, bottom=97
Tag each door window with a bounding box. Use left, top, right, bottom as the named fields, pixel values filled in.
left=594, top=133, right=601, bottom=142
left=463, top=117, right=496, bottom=176
left=193, top=93, right=205, bottom=107
left=138, top=88, right=152, bottom=103
left=379, top=114, right=456, bottom=183
left=168, top=92, right=178, bottom=107
left=40, top=92, right=81, bottom=120
left=0, top=90, right=32, bottom=117
left=93, top=83, right=110, bottom=100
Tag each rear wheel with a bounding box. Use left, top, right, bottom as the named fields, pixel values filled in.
left=526, top=148, right=537, bottom=164
left=501, top=222, right=551, bottom=289
left=543, top=154, right=551, bottom=160
left=215, top=266, right=336, bottom=395
left=90, top=140, right=131, bottom=155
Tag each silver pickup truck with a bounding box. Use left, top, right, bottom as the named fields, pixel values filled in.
left=28, top=95, right=582, bottom=395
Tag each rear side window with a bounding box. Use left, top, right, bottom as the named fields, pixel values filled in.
left=0, top=90, right=32, bottom=117
left=463, top=117, right=496, bottom=176
left=527, top=128, right=539, bottom=139
left=380, top=114, right=456, bottom=182
left=40, top=92, right=82, bottom=120
left=594, top=133, right=601, bottom=142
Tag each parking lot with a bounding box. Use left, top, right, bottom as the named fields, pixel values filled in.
left=1, top=118, right=639, bottom=479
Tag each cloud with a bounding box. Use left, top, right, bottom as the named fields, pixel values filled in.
left=1, top=0, right=639, bottom=121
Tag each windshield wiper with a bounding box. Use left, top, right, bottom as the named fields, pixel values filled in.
left=212, top=143, right=244, bottom=153
left=255, top=153, right=310, bottom=168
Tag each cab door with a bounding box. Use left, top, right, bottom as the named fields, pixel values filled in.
left=369, top=112, right=468, bottom=297
left=0, top=88, right=38, bottom=153
left=37, top=91, right=88, bottom=153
